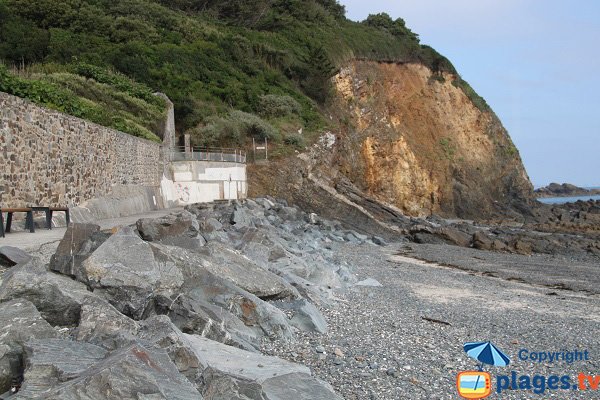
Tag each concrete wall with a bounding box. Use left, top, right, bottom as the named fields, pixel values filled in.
left=162, top=161, right=247, bottom=205
left=0, top=92, right=162, bottom=208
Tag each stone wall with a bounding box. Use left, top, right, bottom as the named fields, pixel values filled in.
left=0, top=92, right=162, bottom=208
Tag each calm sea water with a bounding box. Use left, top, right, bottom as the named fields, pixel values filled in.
left=537, top=194, right=600, bottom=205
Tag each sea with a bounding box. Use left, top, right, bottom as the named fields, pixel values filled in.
left=536, top=187, right=600, bottom=205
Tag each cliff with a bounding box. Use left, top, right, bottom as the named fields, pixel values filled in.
left=250, top=61, right=534, bottom=222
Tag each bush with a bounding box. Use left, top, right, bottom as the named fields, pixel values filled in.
left=283, top=132, right=306, bottom=149
left=258, top=94, right=302, bottom=117
left=189, top=110, right=279, bottom=147
left=228, top=110, right=280, bottom=141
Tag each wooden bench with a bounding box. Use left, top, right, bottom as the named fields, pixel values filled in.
left=47, top=206, right=70, bottom=228
left=0, top=208, right=35, bottom=237
left=28, top=206, right=70, bottom=230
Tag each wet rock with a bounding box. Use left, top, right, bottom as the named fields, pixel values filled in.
left=0, top=299, right=56, bottom=394
left=0, top=247, right=31, bottom=267
left=137, top=211, right=206, bottom=250
left=48, top=223, right=106, bottom=277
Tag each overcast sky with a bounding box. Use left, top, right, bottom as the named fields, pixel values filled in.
left=340, top=0, right=600, bottom=187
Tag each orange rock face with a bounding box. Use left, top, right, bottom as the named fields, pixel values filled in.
left=331, top=61, right=533, bottom=218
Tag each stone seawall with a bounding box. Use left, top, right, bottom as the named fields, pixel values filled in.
left=0, top=92, right=162, bottom=208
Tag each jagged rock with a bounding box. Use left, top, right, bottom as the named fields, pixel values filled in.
left=435, top=227, right=472, bottom=248
left=231, top=207, right=253, bottom=229
left=49, top=223, right=105, bottom=277
left=142, top=292, right=259, bottom=351
left=78, top=227, right=184, bottom=319
left=356, top=278, right=382, bottom=287
left=255, top=198, right=275, bottom=210
left=75, top=302, right=140, bottom=349
left=278, top=207, right=299, bottom=221
left=0, top=299, right=56, bottom=394
left=20, top=339, right=108, bottom=396
left=137, top=315, right=205, bottom=383
left=512, top=239, right=533, bottom=255
left=146, top=244, right=294, bottom=342
left=0, top=259, right=100, bottom=326
left=15, top=341, right=202, bottom=400
left=199, top=218, right=223, bottom=233
left=0, top=247, right=31, bottom=267
left=137, top=211, right=206, bottom=250
left=184, top=335, right=342, bottom=400
left=472, top=231, right=494, bottom=250
left=371, top=236, right=388, bottom=246
left=198, top=242, right=299, bottom=300
left=306, top=212, right=320, bottom=225
left=275, top=300, right=327, bottom=334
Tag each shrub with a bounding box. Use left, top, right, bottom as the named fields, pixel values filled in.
left=283, top=132, right=306, bottom=149
left=189, top=110, right=280, bottom=147
left=228, top=110, right=280, bottom=141
left=257, top=94, right=302, bottom=117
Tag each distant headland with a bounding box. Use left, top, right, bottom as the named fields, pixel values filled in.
left=535, top=183, right=600, bottom=198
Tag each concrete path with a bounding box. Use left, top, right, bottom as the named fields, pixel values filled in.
left=0, top=207, right=183, bottom=253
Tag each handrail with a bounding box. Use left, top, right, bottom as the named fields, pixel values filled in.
left=171, top=146, right=246, bottom=163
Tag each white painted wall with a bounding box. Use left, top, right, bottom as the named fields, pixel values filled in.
left=161, top=160, right=247, bottom=205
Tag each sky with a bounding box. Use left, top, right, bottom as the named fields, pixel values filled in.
left=339, top=0, right=600, bottom=187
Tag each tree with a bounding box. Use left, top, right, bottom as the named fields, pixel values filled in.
left=363, top=13, right=419, bottom=43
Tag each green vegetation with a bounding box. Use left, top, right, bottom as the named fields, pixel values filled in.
left=0, top=0, right=486, bottom=151
left=0, top=63, right=164, bottom=141
left=439, top=137, right=456, bottom=161
left=452, top=77, right=490, bottom=112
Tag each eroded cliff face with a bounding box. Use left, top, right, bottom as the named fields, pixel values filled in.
left=329, top=61, right=533, bottom=218
left=249, top=60, right=534, bottom=224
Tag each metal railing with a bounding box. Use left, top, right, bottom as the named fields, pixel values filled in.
left=171, top=146, right=246, bottom=163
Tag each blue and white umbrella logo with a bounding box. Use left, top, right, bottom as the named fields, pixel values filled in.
left=464, top=341, right=510, bottom=369
left=461, top=342, right=510, bottom=398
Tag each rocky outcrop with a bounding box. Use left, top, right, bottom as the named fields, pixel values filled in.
left=535, top=183, right=600, bottom=198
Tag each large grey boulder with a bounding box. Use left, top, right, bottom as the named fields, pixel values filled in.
left=15, top=341, right=202, bottom=400
left=137, top=315, right=205, bottom=384
left=184, top=335, right=342, bottom=400
left=49, top=223, right=105, bottom=277
left=75, top=302, right=140, bottom=350
left=150, top=244, right=295, bottom=342
left=78, top=227, right=184, bottom=319
left=0, top=259, right=100, bottom=326
left=197, top=242, right=299, bottom=300
left=0, top=299, right=56, bottom=394
left=0, top=247, right=31, bottom=267
left=19, top=339, right=108, bottom=397
left=142, top=292, right=258, bottom=351
left=137, top=211, right=206, bottom=250
left=275, top=300, right=327, bottom=334
left=230, top=206, right=254, bottom=229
